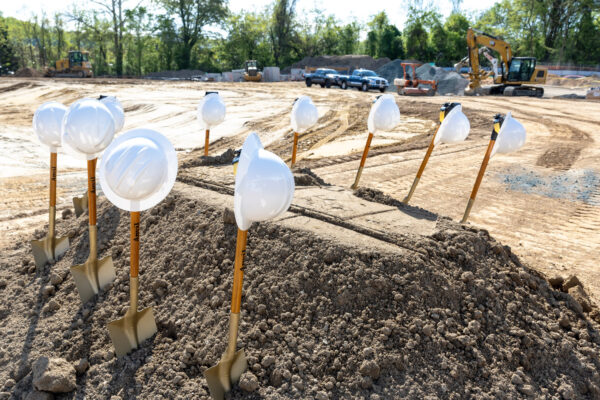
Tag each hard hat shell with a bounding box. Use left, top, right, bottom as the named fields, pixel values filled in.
left=99, top=96, right=125, bottom=133
left=33, top=101, right=67, bottom=152
left=197, top=93, right=226, bottom=129
left=291, top=96, right=318, bottom=133
left=61, top=98, right=115, bottom=160
left=367, top=94, right=400, bottom=133
left=234, top=133, right=294, bottom=231
left=491, top=112, right=526, bottom=157
left=99, top=128, right=178, bottom=212
left=434, top=104, right=470, bottom=145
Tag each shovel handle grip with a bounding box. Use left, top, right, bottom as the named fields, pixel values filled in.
left=50, top=152, right=57, bottom=207
left=359, top=132, right=374, bottom=169
left=204, top=129, right=210, bottom=156
left=468, top=138, right=496, bottom=201
left=87, top=159, right=97, bottom=226
left=231, top=229, right=248, bottom=314
left=130, top=212, right=140, bottom=277
left=291, top=132, right=299, bottom=166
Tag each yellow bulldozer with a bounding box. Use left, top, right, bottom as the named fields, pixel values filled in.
left=243, top=60, right=262, bottom=82
left=455, top=28, right=547, bottom=97
left=45, top=50, right=93, bottom=78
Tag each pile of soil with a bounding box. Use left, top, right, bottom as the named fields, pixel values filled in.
left=293, top=167, right=330, bottom=186
left=14, top=68, right=43, bottom=78
left=285, top=55, right=391, bottom=74
left=416, top=64, right=469, bottom=95
left=181, top=149, right=236, bottom=169
left=2, top=188, right=600, bottom=399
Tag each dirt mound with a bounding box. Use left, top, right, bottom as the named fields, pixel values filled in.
left=293, top=168, right=330, bottom=186
left=416, top=64, right=469, bottom=95
left=14, top=68, right=43, bottom=78
left=181, top=148, right=236, bottom=168
left=2, top=187, right=600, bottom=399
left=285, top=55, right=391, bottom=74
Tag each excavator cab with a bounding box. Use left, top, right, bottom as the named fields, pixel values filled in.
left=507, top=57, right=536, bottom=83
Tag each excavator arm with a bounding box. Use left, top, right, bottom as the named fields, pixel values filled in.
left=466, top=28, right=512, bottom=91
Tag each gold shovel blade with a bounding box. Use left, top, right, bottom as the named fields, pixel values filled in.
left=108, top=307, right=157, bottom=358
left=73, top=191, right=88, bottom=217
left=71, top=255, right=115, bottom=303
left=204, top=349, right=247, bottom=400
left=31, top=235, right=69, bottom=269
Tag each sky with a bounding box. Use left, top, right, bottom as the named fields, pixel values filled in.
left=1, top=0, right=498, bottom=29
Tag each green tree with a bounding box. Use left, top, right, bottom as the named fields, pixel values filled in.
left=219, top=11, right=273, bottom=70
left=405, top=19, right=430, bottom=60
left=0, top=16, right=19, bottom=73
left=269, top=0, right=297, bottom=66
left=158, top=0, right=227, bottom=69
left=364, top=12, right=404, bottom=59
left=125, top=7, right=153, bottom=75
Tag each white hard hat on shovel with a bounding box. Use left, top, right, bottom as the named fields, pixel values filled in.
left=99, top=128, right=178, bottom=212
left=367, top=94, right=400, bottom=134
left=99, top=128, right=176, bottom=358
left=491, top=112, right=526, bottom=157
left=434, top=104, right=470, bottom=145
left=291, top=96, right=318, bottom=133
left=61, top=98, right=116, bottom=160
left=99, top=95, right=125, bottom=133
left=234, top=132, right=295, bottom=230
left=197, top=92, right=226, bottom=129
left=33, top=101, right=67, bottom=152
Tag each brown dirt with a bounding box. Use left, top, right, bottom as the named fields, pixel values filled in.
left=14, top=68, right=43, bottom=78
left=2, top=180, right=600, bottom=399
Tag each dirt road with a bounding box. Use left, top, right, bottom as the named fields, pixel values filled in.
left=1, top=77, right=599, bottom=303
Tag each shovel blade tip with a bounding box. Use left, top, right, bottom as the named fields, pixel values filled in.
left=108, top=307, right=157, bottom=358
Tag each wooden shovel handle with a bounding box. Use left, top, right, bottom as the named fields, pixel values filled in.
left=87, top=159, right=97, bottom=226
left=130, top=212, right=140, bottom=278
left=469, top=138, right=496, bottom=201
left=50, top=152, right=57, bottom=207
left=416, top=124, right=440, bottom=179
left=359, top=133, right=374, bottom=169
left=204, top=129, right=210, bottom=156
left=291, top=132, right=299, bottom=166
left=231, top=229, right=248, bottom=313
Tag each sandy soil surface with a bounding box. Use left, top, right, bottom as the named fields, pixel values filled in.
left=1, top=77, right=600, bottom=398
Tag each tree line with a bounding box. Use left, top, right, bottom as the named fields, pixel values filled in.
left=0, top=0, right=599, bottom=76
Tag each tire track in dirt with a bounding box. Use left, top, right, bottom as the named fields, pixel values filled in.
left=536, top=120, right=591, bottom=170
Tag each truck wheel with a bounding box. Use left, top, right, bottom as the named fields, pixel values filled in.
left=361, top=82, right=368, bottom=92
left=320, top=83, right=325, bottom=88
left=78, top=71, right=84, bottom=78
left=325, top=80, right=331, bottom=88
left=379, top=87, right=386, bottom=93
left=341, top=81, right=347, bottom=90
left=305, top=78, right=312, bottom=87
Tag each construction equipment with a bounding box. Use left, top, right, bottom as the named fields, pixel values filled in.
left=351, top=95, right=400, bottom=189
left=394, top=62, right=437, bottom=96
left=45, top=50, right=93, bottom=78
left=455, top=28, right=547, bottom=97
left=461, top=112, right=526, bottom=223
left=205, top=133, right=294, bottom=400
left=31, top=102, right=70, bottom=268
left=402, top=103, right=470, bottom=204
left=243, top=60, right=262, bottom=82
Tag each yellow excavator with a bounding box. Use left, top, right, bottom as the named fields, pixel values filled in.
left=243, top=60, right=262, bottom=82
left=45, top=50, right=93, bottom=78
left=455, top=28, right=547, bottom=97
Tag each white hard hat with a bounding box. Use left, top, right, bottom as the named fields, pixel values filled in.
left=99, top=128, right=177, bottom=212
left=61, top=98, right=115, bottom=160
left=99, top=96, right=125, bottom=133
left=197, top=93, right=226, bottom=129
left=291, top=96, right=318, bottom=133
left=434, top=104, right=470, bottom=145
left=367, top=94, right=400, bottom=133
left=33, top=101, right=67, bottom=152
left=234, top=133, right=294, bottom=231
left=491, top=112, right=526, bottom=157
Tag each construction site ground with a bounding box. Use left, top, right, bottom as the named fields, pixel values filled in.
left=1, top=76, right=599, bottom=305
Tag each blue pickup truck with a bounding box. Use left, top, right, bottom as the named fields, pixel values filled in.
left=336, top=69, right=389, bottom=92
left=304, top=68, right=340, bottom=88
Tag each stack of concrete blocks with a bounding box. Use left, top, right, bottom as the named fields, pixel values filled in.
left=263, top=67, right=281, bottom=82
left=232, top=69, right=245, bottom=82
left=205, top=73, right=222, bottom=82
left=291, top=68, right=304, bottom=81
left=222, top=72, right=234, bottom=82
